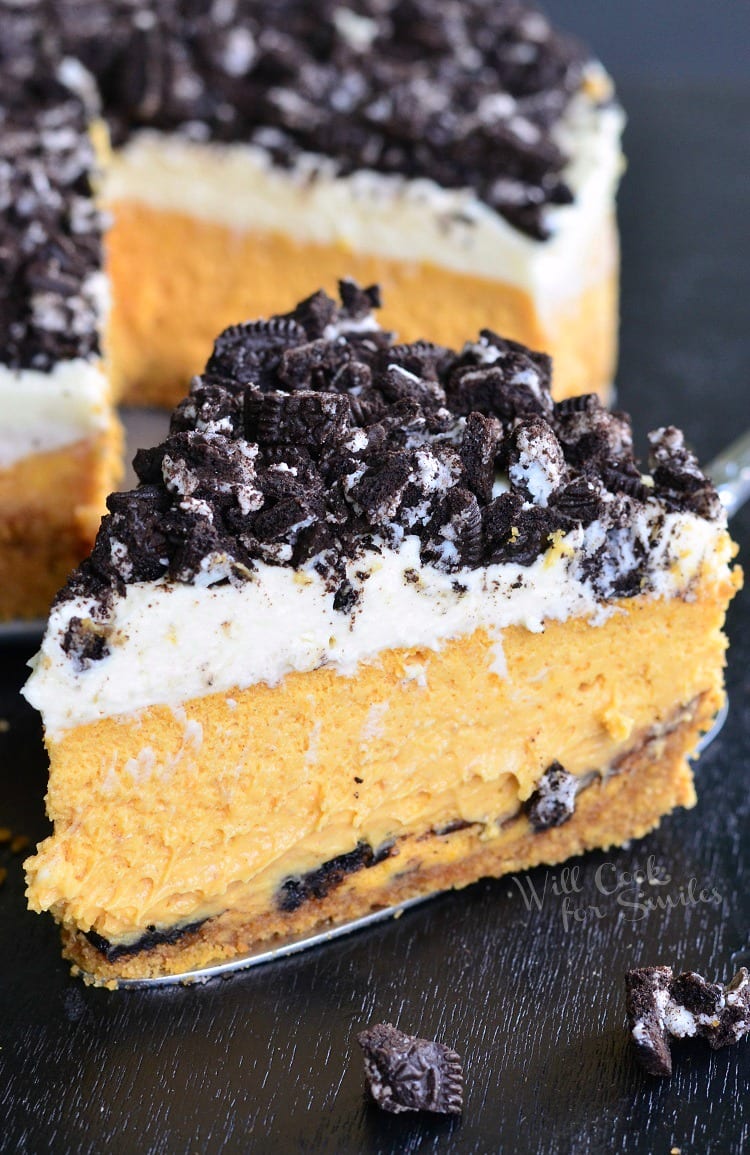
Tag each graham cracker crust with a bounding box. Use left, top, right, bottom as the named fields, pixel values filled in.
left=62, top=695, right=711, bottom=984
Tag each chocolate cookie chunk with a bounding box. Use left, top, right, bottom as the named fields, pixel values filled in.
left=357, top=1023, right=464, bottom=1115
left=625, top=965, right=750, bottom=1076
left=525, top=761, right=577, bottom=831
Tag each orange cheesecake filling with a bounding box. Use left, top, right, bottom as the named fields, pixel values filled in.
left=61, top=707, right=704, bottom=983
left=0, top=419, right=122, bottom=620
left=106, top=200, right=618, bottom=410
left=26, top=572, right=737, bottom=945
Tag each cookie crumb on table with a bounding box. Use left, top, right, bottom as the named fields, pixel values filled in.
left=357, top=1022, right=463, bottom=1115
left=625, top=965, right=750, bottom=1076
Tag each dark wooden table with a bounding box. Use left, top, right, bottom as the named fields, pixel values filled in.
left=1, top=83, right=748, bottom=1154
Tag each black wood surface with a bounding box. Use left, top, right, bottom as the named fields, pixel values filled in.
left=1, top=84, right=749, bottom=1155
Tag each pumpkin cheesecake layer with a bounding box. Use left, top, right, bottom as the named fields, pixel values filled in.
left=28, top=583, right=731, bottom=969
left=23, top=286, right=740, bottom=981
left=0, top=420, right=122, bottom=621
left=60, top=697, right=709, bottom=983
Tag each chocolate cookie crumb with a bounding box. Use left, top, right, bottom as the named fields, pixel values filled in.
left=525, top=761, right=577, bottom=830
left=357, top=1023, right=463, bottom=1115
left=62, top=616, right=111, bottom=670
left=625, top=965, right=750, bottom=1076
left=624, top=965, right=673, bottom=1076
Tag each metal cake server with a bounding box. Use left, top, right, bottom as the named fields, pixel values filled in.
left=44, top=425, right=750, bottom=985
left=709, top=426, right=750, bottom=519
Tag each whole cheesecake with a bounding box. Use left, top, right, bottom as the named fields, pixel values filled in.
left=3, top=0, right=623, bottom=409
left=23, top=284, right=741, bottom=983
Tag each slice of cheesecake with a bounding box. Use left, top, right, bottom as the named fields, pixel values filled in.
left=48, top=0, right=622, bottom=406
left=0, top=68, right=121, bottom=620
left=23, top=284, right=740, bottom=983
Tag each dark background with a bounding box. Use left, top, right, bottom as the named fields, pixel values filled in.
left=2, top=5, right=749, bottom=1153
left=546, top=0, right=749, bottom=82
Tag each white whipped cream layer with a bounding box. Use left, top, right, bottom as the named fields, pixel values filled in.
left=0, top=355, right=110, bottom=470
left=24, top=508, right=730, bottom=735
left=102, top=73, right=624, bottom=318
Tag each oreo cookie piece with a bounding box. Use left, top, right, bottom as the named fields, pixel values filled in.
left=459, top=412, right=501, bottom=504
left=624, top=966, right=674, bottom=1076
left=244, top=388, right=350, bottom=451
left=207, top=319, right=300, bottom=386
left=550, top=475, right=604, bottom=526
left=648, top=426, right=722, bottom=519
left=625, top=965, right=750, bottom=1077
left=446, top=334, right=552, bottom=421
left=421, top=487, right=483, bottom=571
left=357, top=1023, right=464, bottom=1115
left=525, top=761, right=577, bottom=831
left=552, top=396, right=633, bottom=470
left=483, top=494, right=562, bottom=567
left=506, top=417, right=566, bottom=506
left=61, top=616, right=110, bottom=671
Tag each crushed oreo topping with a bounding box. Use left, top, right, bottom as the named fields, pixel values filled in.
left=648, top=426, right=723, bottom=520
left=55, top=282, right=724, bottom=664
left=0, top=71, right=104, bottom=371
left=525, top=760, right=577, bottom=830
left=357, top=1023, right=464, bottom=1115
left=4, top=0, right=603, bottom=239
left=625, top=966, right=750, bottom=1077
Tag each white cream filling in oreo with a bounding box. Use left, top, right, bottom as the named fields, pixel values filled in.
left=24, top=507, right=731, bottom=735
